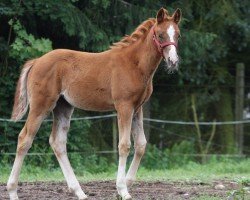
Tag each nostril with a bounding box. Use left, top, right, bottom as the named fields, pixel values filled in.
left=169, top=58, right=178, bottom=66
left=168, top=58, right=174, bottom=66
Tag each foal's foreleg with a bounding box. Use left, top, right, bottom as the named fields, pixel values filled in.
left=116, top=103, right=134, bottom=200
left=126, top=107, right=147, bottom=187
left=49, top=99, right=87, bottom=200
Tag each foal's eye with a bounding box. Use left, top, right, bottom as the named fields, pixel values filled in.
left=158, top=34, right=164, bottom=39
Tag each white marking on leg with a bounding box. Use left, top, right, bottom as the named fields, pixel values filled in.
left=116, top=107, right=133, bottom=199
left=117, top=156, right=127, bottom=193
left=166, top=25, right=178, bottom=64
left=7, top=116, right=44, bottom=200
left=117, top=155, right=132, bottom=199
left=7, top=155, right=24, bottom=200
left=50, top=116, right=87, bottom=199
left=126, top=113, right=147, bottom=187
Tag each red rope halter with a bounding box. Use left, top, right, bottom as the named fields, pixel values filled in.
left=151, top=26, right=178, bottom=56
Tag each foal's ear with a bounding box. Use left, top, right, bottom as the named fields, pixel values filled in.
left=156, top=8, right=168, bottom=24
left=172, top=8, right=182, bottom=24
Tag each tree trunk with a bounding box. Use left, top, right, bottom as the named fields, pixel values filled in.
left=216, top=89, right=236, bottom=154
left=235, top=63, right=245, bottom=154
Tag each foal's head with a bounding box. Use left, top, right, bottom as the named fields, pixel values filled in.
left=153, top=8, right=181, bottom=71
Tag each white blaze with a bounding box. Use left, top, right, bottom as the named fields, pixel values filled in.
left=166, top=25, right=178, bottom=64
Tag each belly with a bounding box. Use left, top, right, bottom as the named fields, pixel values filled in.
left=63, top=87, right=114, bottom=112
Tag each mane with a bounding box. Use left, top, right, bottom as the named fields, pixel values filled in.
left=110, top=18, right=156, bottom=49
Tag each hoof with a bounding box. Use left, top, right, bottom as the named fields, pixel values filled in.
left=76, top=191, right=88, bottom=199
left=116, top=193, right=132, bottom=200
left=123, top=194, right=132, bottom=200
left=126, top=179, right=135, bottom=188
left=69, top=187, right=87, bottom=200
left=79, top=195, right=88, bottom=200
left=8, top=190, right=19, bottom=200
left=9, top=197, right=19, bottom=200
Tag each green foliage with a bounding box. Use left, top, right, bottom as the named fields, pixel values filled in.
left=70, top=153, right=114, bottom=174
left=210, top=158, right=250, bottom=174
left=91, top=0, right=111, bottom=9
left=168, top=140, right=196, bottom=167
left=142, top=141, right=195, bottom=169
left=0, top=0, right=250, bottom=170
left=179, top=30, right=223, bottom=85
left=142, top=144, right=169, bottom=169
left=9, top=20, right=52, bottom=62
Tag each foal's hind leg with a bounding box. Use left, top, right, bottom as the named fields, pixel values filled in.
left=126, top=107, right=147, bottom=187
left=49, top=98, right=87, bottom=200
left=7, top=111, right=46, bottom=200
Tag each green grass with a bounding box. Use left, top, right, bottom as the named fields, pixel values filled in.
left=136, top=159, right=250, bottom=183
left=0, top=166, right=114, bottom=183
left=1, top=158, right=250, bottom=184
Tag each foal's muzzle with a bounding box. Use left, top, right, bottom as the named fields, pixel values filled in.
left=163, top=56, right=179, bottom=73
left=163, top=47, right=179, bottom=72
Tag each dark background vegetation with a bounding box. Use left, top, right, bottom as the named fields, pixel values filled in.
left=0, top=0, right=249, bottom=172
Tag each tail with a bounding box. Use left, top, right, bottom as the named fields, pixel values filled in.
left=11, top=59, right=36, bottom=121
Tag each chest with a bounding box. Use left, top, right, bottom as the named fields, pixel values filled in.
left=134, top=81, right=153, bottom=109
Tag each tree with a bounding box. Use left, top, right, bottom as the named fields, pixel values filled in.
left=170, top=0, right=250, bottom=153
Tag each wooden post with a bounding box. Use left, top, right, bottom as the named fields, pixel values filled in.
left=235, top=63, right=245, bottom=154
left=112, top=114, right=118, bottom=162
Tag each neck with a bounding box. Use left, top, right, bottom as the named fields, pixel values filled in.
left=130, top=27, right=162, bottom=82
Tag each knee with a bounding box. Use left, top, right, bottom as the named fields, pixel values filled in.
left=49, top=135, right=66, bottom=157
left=118, top=141, right=131, bottom=156
left=135, top=141, right=147, bottom=157
left=17, top=135, right=32, bottom=154
left=49, top=135, right=55, bottom=147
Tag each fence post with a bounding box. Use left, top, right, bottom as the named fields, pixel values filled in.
left=235, top=63, right=245, bottom=154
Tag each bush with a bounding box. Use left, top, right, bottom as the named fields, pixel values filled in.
left=142, top=140, right=196, bottom=170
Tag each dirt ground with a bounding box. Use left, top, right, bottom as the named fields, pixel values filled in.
left=0, top=180, right=247, bottom=199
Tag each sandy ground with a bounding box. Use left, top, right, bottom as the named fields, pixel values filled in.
left=0, top=180, right=248, bottom=199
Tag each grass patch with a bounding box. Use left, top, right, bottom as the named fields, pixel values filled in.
left=0, top=165, right=115, bottom=183
left=1, top=158, right=250, bottom=184
left=135, top=158, right=250, bottom=183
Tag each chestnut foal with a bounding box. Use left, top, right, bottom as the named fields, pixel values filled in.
left=7, top=8, right=181, bottom=200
